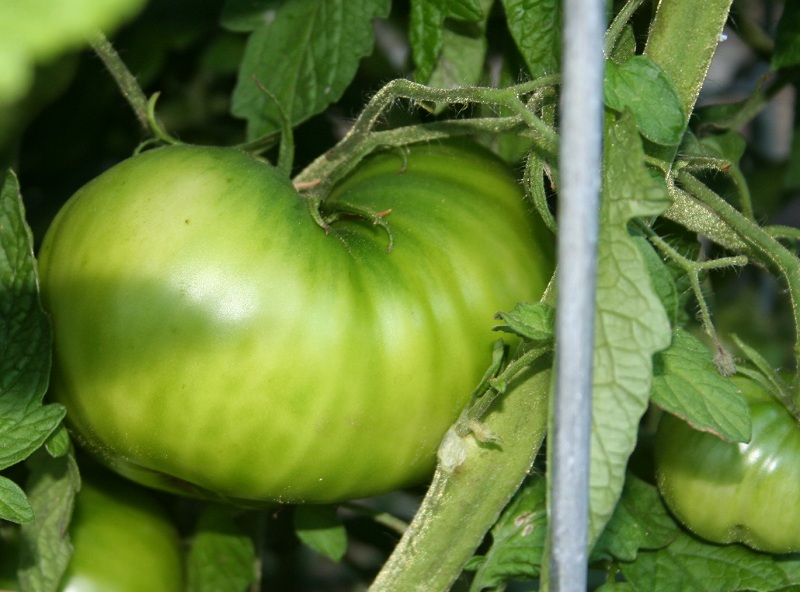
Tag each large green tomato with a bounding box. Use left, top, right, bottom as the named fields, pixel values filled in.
left=38, top=142, right=553, bottom=505
left=655, top=374, right=800, bottom=553
left=0, top=470, right=182, bottom=591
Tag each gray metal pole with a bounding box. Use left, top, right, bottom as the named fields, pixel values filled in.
left=549, top=0, right=605, bottom=590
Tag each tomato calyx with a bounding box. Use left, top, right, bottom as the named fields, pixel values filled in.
left=304, top=190, right=395, bottom=252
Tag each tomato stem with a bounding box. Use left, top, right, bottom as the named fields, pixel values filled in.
left=676, top=171, right=800, bottom=410
left=368, top=363, right=551, bottom=592
left=89, top=32, right=151, bottom=132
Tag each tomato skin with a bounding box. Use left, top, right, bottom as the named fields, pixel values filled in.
left=0, top=470, right=182, bottom=592
left=38, top=142, right=553, bottom=505
left=655, top=375, right=800, bottom=553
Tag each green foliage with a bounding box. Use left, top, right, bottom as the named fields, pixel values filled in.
left=186, top=505, right=258, bottom=592
left=227, top=0, right=391, bottom=139
left=0, top=172, right=64, bottom=525
left=651, top=328, right=750, bottom=442
left=604, top=56, right=686, bottom=146
left=4, top=0, right=800, bottom=590
left=293, top=505, right=348, bottom=562
left=588, top=111, right=671, bottom=544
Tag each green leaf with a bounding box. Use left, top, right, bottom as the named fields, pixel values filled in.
left=631, top=234, right=679, bottom=326
left=220, top=0, right=280, bottom=33
left=0, top=476, right=33, bottom=524
left=231, top=0, right=391, bottom=140
left=293, top=505, right=347, bottom=562
left=651, top=328, right=750, bottom=443
left=500, top=0, right=561, bottom=78
left=1, top=171, right=52, bottom=412
left=494, top=302, right=555, bottom=342
left=18, top=450, right=80, bottom=592
left=427, top=0, right=493, bottom=92
left=588, top=112, right=672, bottom=545
left=604, top=56, right=686, bottom=146
left=465, top=476, right=547, bottom=590
left=0, top=0, right=146, bottom=108
left=772, top=2, right=800, bottom=70
left=186, top=505, right=258, bottom=592
left=44, top=425, right=71, bottom=458
left=1, top=170, right=63, bottom=525
left=0, top=404, right=66, bottom=471
left=591, top=475, right=678, bottom=563
left=620, top=528, right=800, bottom=591
left=409, top=0, right=487, bottom=83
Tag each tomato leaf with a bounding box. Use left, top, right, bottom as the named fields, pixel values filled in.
left=772, top=2, right=800, bottom=71
left=494, top=302, right=555, bottom=342
left=604, top=56, right=686, bottom=146
left=620, top=528, right=800, bottom=591
left=651, top=328, right=751, bottom=442
left=0, top=404, right=66, bottom=472
left=0, top=170, right=65, bottom=523
left=587, top=112, right=672, bottom=545
left=632, top=234, right=680, bottom=326
left=293, top=505, right=348, bottom=562
left=230, top=0, right=390, bottom=140
left=0, top=0, right=145, bottom=107
left=426, top=0, right=493, bottom=93
left=499, top=0, right=561, bottom=78
left=590, top=475, right=678, bottom=563
left=409, top=0, right=486, bottom=83
left=464, top=476, right=547, bottom=589
left=18, top=450, right=80, bottom=592
left=186, top=505, right=258, bottom=592
left=0, top=476, right=33, bottom=524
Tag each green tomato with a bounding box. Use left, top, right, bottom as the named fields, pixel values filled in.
left=38, top=142, right=553, bottom=505
left=0, top=469, right=182, bottom=591
left=655, top=374, right=800, bottom=553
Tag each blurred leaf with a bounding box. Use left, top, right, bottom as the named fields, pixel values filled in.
left=465, top=476, right=547, bottom=590
left=231, top=0, right=390, bottom=140
left=0, top=0, right=146, bottom=108
left=604, top=56, right=686, bottom=145
left=427, top=0, right=493, bottom=92
left=500, top=0, right=560, bottom=77
left=187, top=505, right=258, bottom=592
left=620, top=528, right=800, bottom=591
left=591, top=475, right=678, bottom=563
left=0, top=477, right=33, bottom=524
left=221, top=0, right=284, bottom=33
left=494, top=302, right=555, bottom=342
left=18, top=450, right=80, bottom=592
left=651, top=329, right=750, bottom=443
left=294, top=505, right=347, bottom=562
left=409, top=0, right=486, bottom=83
left=772, top=2, right=800, bottom=70
left=588, top=112, right=672, bottom=544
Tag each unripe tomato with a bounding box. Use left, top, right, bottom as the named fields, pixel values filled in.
left=38, top=142, right=553, bottom=504
left=656, top=374, right=800, bottom=553
left=0, top=470, right=182, bottom=591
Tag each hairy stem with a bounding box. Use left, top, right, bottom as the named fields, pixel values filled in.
left=89, top=32, right=150, bottom=131
left=677, top=171, right=800, bottom=403
left=369, top=362, right=551, bottom=592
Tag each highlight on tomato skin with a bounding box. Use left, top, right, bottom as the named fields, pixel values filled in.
left=655, top=373, right=800, bottom=554
left=37, top=141, right=555, bottom=506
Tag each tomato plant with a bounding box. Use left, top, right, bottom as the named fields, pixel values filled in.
left=0, top=468, right=182, bottom=591
left=656, top=374, right=800, bottom=553
left=7, top=0, right=800, bottom=590
left=37, top=142, right=553, bottom=505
